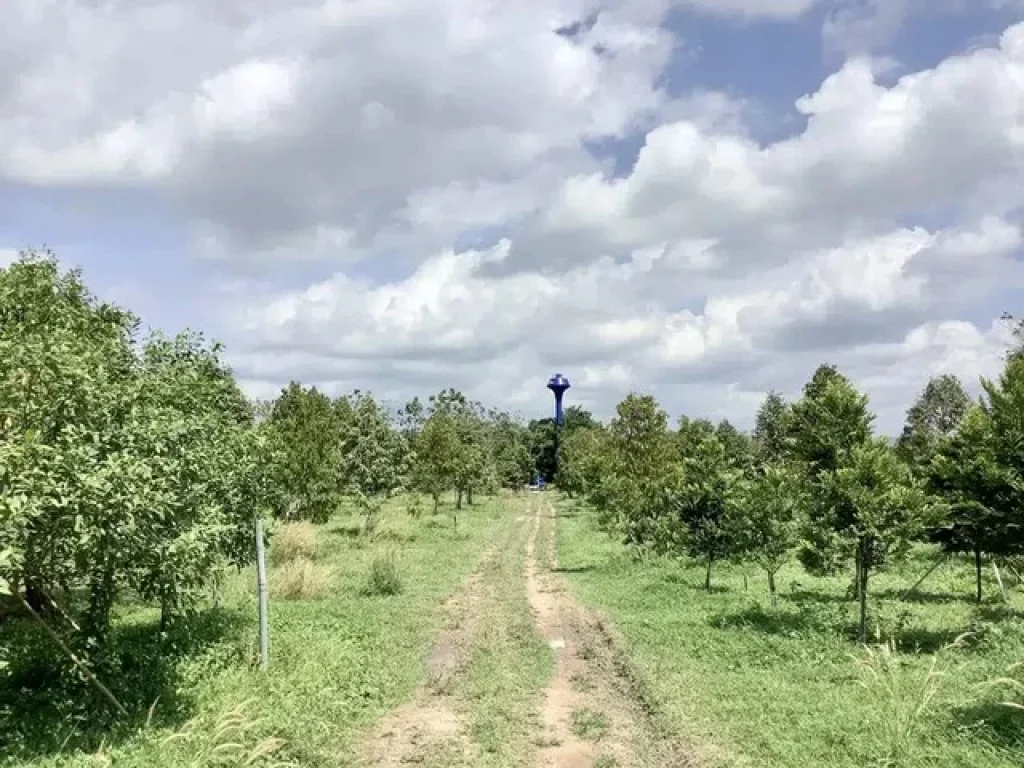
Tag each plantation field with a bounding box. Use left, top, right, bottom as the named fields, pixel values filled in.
left=556, top=497, right=1024, bottom=768
left=0, top=495, right=516, bottom=767
left=3, top=488, right=1024, bottom=768
left=3, top=493, right=713, bottom=767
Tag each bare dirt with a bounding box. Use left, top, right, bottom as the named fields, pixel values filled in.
left=525, top=496, right=652, bottom=768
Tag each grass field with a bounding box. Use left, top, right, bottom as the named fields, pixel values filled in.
left=7, top=492, right=1021, bottom=767
left=555, top=497, right=1024, bottom=768
left=0, top=494, right=517, bottom=767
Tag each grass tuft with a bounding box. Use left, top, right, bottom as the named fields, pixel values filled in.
left=270, top=557, right=333, bottom=600
left=362, top=548, right=403, bottom=597
left=854, top=637, right=958, bottom=765
left=269, top=522, right=319, bottom=566
left=159, top=698, right=293, bottom=767
left=570, top=707, right=610, bottom=741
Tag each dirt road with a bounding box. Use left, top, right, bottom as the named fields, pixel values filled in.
left=353, top=495, right=691, bottom=767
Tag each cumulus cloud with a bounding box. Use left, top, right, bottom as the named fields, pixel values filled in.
left=1, top=2, right=1021, bottom=433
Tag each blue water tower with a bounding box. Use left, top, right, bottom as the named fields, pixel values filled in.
left=546, top=373, right=571, bottom=483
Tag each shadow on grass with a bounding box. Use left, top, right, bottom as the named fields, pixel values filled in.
left=711, top=602, right=973, bottom=651
left=785, top=589, right=854, bottom=607
left=953, top=700, right=1024, bottom=752
left=976, top=604, right=1024, bottom=623
left=710, top=605, right=814, bottom=635
left=0, top=607, right=247, bottom=761
left=876, top=588, right=968, bottom=605
left=326, top=522, right=363, bottom=539
left=891, top=626, right=969, bottom=653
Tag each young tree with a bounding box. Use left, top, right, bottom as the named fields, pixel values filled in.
left=0, top=252, right=139, bottom=653
left=788, top=367, right=875, bottom=581
left=734, top=464, right=808, bottom=607
left=399, top=396, right=426, bottom=441
left=928, top=406, right=1018, bottom=601
left=670, top=432, right=742, bottom=591
left=752, top=390, right=790, bottom=464
left=559, top=426, right=609, bottom=499
left=268, top=383, right=342, bottom=523
left=976, top=354, right=1024, bottom=560
left=715, top=419, right=754, bottom=471
left=828, top=438, right=938, bottom=641
left=897, top=374, right=971, bottom=471
left=788, top=365, right=874, bottom=478
left=676, top=416, right=716, bottom=459
left=414, top=410, right=460, bottom=515
left=340, top=393, right=406, bottom=534
left=603, top=394, right=677, bottom=547
left=0, top=253, right=271, bottom=668
left=528, top=406, right=596, bottom=483
left=488, top=411, right=533, bottom=489
left=129, top=331, right=270, bottom=631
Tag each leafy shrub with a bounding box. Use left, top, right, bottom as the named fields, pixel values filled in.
left=270, top=522, right=318, bottom=566
left=270, top=558, right=333, bottom=600
left=363, top=549, right=402, bottom=596
left=406, top=493, right=425, bottom=518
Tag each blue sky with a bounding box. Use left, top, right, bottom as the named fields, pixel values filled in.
left=1, top=0, right=1022, bottom=432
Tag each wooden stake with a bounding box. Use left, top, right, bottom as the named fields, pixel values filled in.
left=16, top=593, right=128, bottom=717
left=255, top=517, right=269, bottom=670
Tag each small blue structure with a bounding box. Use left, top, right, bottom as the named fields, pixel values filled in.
left=546, top=373, right=571, bottom=484
left=547, top=373, right=571, bottom=426
left=529, top=471, right=546, bottom=492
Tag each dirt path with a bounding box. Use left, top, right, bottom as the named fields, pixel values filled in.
left=354, top=538, right=504, bottom=768
left=525, top=496, right=652, bottom=768
left=355, top=496, right=692, bottom=767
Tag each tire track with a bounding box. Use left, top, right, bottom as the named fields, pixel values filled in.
left=525, top=495, right=641, bottom=768
left=354, top=522, right=516, bottom=768
left=526, top=495, right=696, bottom=768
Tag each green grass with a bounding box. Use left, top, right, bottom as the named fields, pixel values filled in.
left=555, top=497, right=1024, bottom=768
left=0, top=494, right=515, bottom=767
left=455, top=511, right=552, bottom=767
left=570, top=707, right=610, bottom=741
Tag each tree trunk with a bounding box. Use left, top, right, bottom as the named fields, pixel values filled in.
left=853, top=547, right=863, bottom=602
left=705, top=557, right=713, bottom=592
left=24, top=578, right=50, bottom=617
left=432, top=491, right=440, bottom=514
left=82, top=564, right=116, bottom=661
left=858, top=540, right=870, bottom=643
left=975, top=546, right=983, bottom=603
left=160, top=591, right=171, bottom=634
left=768, top=571, right=777, bottom=610
left=467, top=486, right=474, bottom=506
left=456, top=488, right=463, bottom=510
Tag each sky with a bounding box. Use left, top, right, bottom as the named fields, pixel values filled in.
left=1, top=0, right=1022, bottom=434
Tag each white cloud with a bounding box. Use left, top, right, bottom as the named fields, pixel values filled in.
left=513, top=24, right=1024, bottom=274
left=682, top=0, right=822, bottom=18
left=233, top=212, right=1020, bottom=431
left=1, top=3, right=1021, bottom=433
